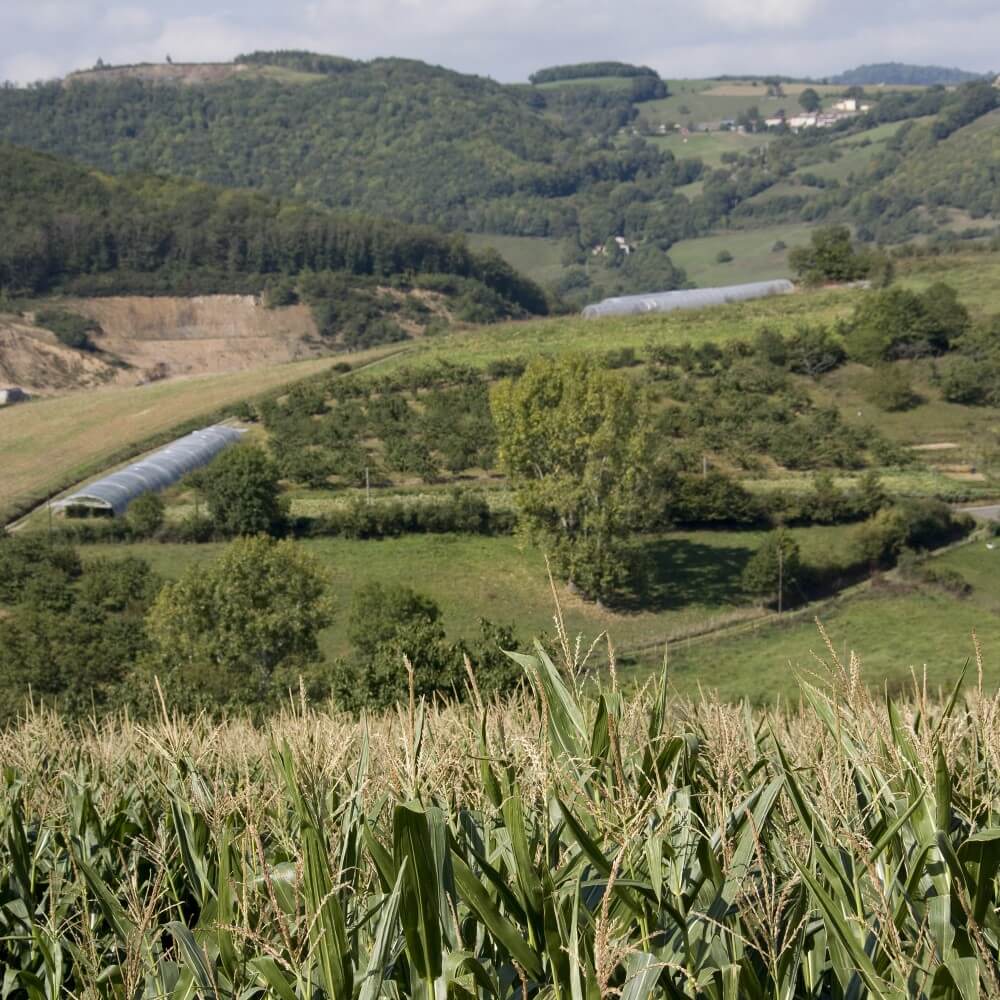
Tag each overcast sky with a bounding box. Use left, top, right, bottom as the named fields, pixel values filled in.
left=2, top=0, right=997, bottom=85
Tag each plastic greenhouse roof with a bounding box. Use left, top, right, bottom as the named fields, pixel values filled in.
left=581, top=279, right=794, bottom=319
left=53, top=425, right=245, bottom=515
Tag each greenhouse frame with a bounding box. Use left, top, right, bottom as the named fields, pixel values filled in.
left=581, top=279, right=794, bottom=319
left=53, top=425, right=246, bottom=517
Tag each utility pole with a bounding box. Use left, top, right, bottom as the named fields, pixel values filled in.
left=777, top=541, right=784, bottom=615
left=702, top=454, right=708, bottom=479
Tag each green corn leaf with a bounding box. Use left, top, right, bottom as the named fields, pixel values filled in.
left=505, top=641, right=586, bottom=760
left=302, top=823, right=353, bottom=1000
left=620, top=951, right=661, bottom=1000
left=932, top=662, right=968, bottom=739
left=930, top=957, right=981, bottom=1000
left=74, top=854, right=137, bottom=944
left=359, top=864, right=406, bottom=1000
left=444, top=951, right=498, bottom=997
left=590, top=695, right=610, bottom=766
left=478, top=716, right=504, bottom=810
left=167, top=923, right=216, bottom=994
left=170, top=800, right=209, bottom=908
left=362, top=819, right=398, bottom=892
left=393, top=802, right=443, bottom=984
left=866, top=795, right=925, bottom=866
left=556, top=795, right=650, bottom=914
left=214, top=827, right=238, bottom=979
left=794, top=858, right=892, bottom=998
left=450, top=851, right=544, bottom=981
left=501, top=787, right=544, bottom=919
left=958, top=829, right=1000, bottom=930
left=935, top=744, right=953, bottom=834
left=249, top=957, right=299, bottom=1000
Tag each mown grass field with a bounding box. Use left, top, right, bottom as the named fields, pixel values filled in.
left=81, top=520, right=869, bottom=678
left=665, top=538, right=1000, bottom=700
left=0, top=350, right=397, bottom=525
left=645, top=130, right=773, bottom=167
left=466, top=233, right=567, bottom=286
left=667, top=222, right=812, bottom=285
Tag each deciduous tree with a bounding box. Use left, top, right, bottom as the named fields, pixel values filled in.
left=491, top=355, right=654, bottom=603
left=144, top=536, right=332, bottom=708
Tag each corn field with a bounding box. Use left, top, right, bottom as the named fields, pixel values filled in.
left=2, top=630, right=1000, bottom=998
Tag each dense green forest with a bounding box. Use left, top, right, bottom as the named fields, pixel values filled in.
left=832, top=62, right=988, bottom=85
left=528, top=61, right=661, bottom=84
left=0, top=144, right=549, bottom=340
left=0, top=57, right=687, bottom=240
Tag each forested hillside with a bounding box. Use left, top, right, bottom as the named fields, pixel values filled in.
left=0, top=144, right=549, bottom=347
left=832, top=62, right=987, bottom=86
left=1, top=54, right=997, bottom=305
left=0, top=56, right=690, bottom=239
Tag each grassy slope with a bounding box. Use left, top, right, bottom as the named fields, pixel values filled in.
left=0, top=350, right=395, bottom=524
left=645, top=130, right=773, bottom=167
left=666, top=539, right=1000, bottom=701
left=466, top=233, right=567, bottom=287
left=638, top=78, right=912, bottom=126
left=384, top=285, right=856, bottom=369
left=381, top=251, right=1000, bottom=371
left=667, top=222, right=812, bottom=285
left=10, top=253, right=998, bottom=526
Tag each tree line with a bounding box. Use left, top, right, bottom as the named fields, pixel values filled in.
left=0, top=144, right=548, bottom=319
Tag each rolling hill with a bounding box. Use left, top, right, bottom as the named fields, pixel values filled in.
left=833, top=62, right=988, bottom=86
left=0, top=54, right=682, bottom=240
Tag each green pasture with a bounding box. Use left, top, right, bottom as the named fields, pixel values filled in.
left=81, top=522, right=865, bottom=668
left=466, top=233, right=567, bottom=287
left=645, top=130, right=772, bottom=167
left=667, top=222, right=812, bottom=285
left=666, top=539, right=1000, bottom=701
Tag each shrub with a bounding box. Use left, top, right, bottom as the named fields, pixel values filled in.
left=940, top=357, right=999, bottom=405
left=856, top=499, right=972, bottom=567
left=126, top=491, right=165, bottom=537
left=788, top=225, right=872, bottom=284
left=783, top=324, right=846, bottom=376
left=298, top=491, right=512, bottom=540
left=864, top=364, right=920, bottom=411
left=142, top=536, right=333, bottom=712
left=602, top=347, right=638, bottom=368
left=661, top=471, right=763, bottom=526
left=715, top=249, right=733, bottom=264
left=0, top=536, right=81, bottom=604
left=35, top=308, right=101, bottom=351
left=741, top=529, right=801, bottom=609
left=844, top=284, right=968, bottom=363
left=196, top=444, right=288, bottom=537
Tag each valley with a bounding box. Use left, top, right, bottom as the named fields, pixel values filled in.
left=2, top=34, right=1000, bottom=996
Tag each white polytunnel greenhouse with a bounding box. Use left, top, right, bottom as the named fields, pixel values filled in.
left=53, top=425, right=246, bottom=517
left=581, top=278, right=794, bottom=319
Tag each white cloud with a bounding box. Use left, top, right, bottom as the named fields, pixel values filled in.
left=0, top=51, right=64, bottom=83
left=697, top=0, right=826, bottom=29
left=0, top=0, right=996, bottom=84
